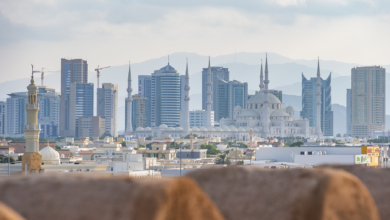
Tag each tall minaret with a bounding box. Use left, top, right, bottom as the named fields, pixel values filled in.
left=316, top=58, right=322, bottom=137
left=263, top=55, right=270, bottom=136
left=260, top=60, right=264, bottom=92
left=183, top=59, right=190, bottom=133
left=125, top=61, right=133, bottom=133
left=22, top=65, right=42, bottom=173
left=206, top=57, right=213, bottom=127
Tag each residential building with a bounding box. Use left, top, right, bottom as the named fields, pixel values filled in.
left=217, top=80, right=248, bottom=120
left=151, top=64, right=181, bottom=127
left=351, top=66, right=386, bottom=138
left=6, top=86, right=60, bottom=138
left=300, top=73, right=333, bottom=136
left=346, top=89, right=352, bottom=136
left=138, top=75, right=152, bottom=127
left=128, top=94, right=148, bottom=130
left=0, top=102, right=5, bottom=135
left=180, top=110, right=214, bottom=128
left=269, top=90, right=282, bottom=103
left=202, top=67, right=229, bottom=113
left=78, top=116, right=106, bottom=138
left=98, top=83, right=118, bottom=137
left=68, top=83, right=94, bottom=137
left=60, top=58, right=89, bottom=137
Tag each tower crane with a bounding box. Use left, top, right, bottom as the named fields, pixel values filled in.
left=40, top=68, right=59, bottom=86
left=94, top=65, right=110, bottom=89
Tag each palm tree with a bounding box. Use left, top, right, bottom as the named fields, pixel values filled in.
left=215, top=155, right=231, bottom=165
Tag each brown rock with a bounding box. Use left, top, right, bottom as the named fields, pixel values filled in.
left=186, top=167, right=380, bottom=220
left=0, top=174, right=223, bottom=220
left=0, top=202, right=25, bottom=220
left=21, top=152, right=42, bottom=173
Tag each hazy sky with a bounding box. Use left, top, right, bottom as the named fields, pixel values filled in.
left=1, top=0, right=389, bottom=83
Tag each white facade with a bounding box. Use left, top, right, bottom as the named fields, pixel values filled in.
left=181, top=110, right=214, bottom=128
left=98, top=83, right=118, bottom=137
left=0, top=101, right=6, bottom=135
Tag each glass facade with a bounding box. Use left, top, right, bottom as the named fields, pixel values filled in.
left=138, top=75, right=152, bottom=127
left=202, top=67, right=229, bottom=112
left=75, top=83, right=94, bottom=136
left=217, top=80, right=248, bottom=121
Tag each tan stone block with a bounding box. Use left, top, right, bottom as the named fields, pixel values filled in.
left=186, top=167, right=380, bottom=220
left=0, top=202, right=25, bottom=220
left=21, top=152, right=41, bottom=173
left=0, top=174, right=223, bottom=220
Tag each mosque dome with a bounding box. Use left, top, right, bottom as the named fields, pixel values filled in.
left=39, top=146, right=60, bottom=165
left=200, top=127, right=208, bottom=131
left=159, top=124, right=168, bottom=128
left=286, top=106, right=294, bottom=111
left=175, top=127, right=183, bottom=131
left=253, top=127, right=260, bottom=132
left=215, top=127, right=223, bottom=131
left=230, top=127, right=238, bottom=131
left=168, top=127, right=175, bottom=131
left=144, top=127, right=152, bottom=131
left=191, top=127, right=199, bottom=131
left=247, top=91, right=281, bottom=104
left=223, top=127, right=231, bottom=131
left=238, top=127, right=246, bottom=132
left=271, top=111, right=290, bottom=117
left=234, top=105, right=242, bottom=111
left=136, top=127, right=144, bottom=131
left=207, top=127, right=215, bottom=131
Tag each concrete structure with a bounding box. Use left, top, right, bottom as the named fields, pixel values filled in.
left=217, top=80, right=248, bottom=121
left=0, top=101, right=6, bottom=135
left=78, top=116, right=106, bottom=138
left=98, top=83, right=118, bottom=137
left=151, top=63, right=181, bottom=127
left=129, top=94, right=147, bottom=130
left=137, top=75, right=152, bottom=127
left=300, top=60, right=332, bottom=136
left=176, top=149, right=207, bottom=159
left=202, top=66, right=229, bottom=114
left=351, top=66, right=386, bottom=138
left=6, top=86, right=60, bottom=138
left=22, top=67, right=42, bottom=173
left=181, top=110, right=214, bottom=128
left=346, top=89, right=352, bottom=136
left=136, top=143, right=176, bottom=160
left=60, top=58, right=88, bottom=137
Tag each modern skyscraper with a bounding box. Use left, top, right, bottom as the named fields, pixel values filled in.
left=138, top=75, right=152, bottom=127
left=129, top=94, right=148, bottom=131
left=300, top=62, right=333, bottom=136
left=151, top=63, right=181, bottom=127
left=6, top=86, right=60, bottom=138
left=60, top=58, right=88, bottom=136
left=0, top=101, right=5, bottom=135
left=351, top=66, right=386, bottom=138
left=346, top=89, right=352, bottom=136
left=202, top=66, right=229, bottom=113
left=98, top=83, right=118, bottom=137
left=217, top=80, right=248, bottom=121
left=68, top=83, right=94, bottom=137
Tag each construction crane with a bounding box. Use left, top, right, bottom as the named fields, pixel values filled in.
left=40, top=68, right=59, bottom=86
left=94, top=65, right=110, bottom=89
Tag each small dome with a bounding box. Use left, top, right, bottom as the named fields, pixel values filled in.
left=136, top=127, right=144, bottom=131
left=207, top=127, right=215, bottom=131
left=253, top=127, right=260, bottom=132
left=230, top=127, right=238, bottom=131
left=191, top=127, right=199, bottom=131
left=229, top=125, right=236, bottom=129
left=271, top=111, right=290, bottom=117
left=239, top=110, right=260, bottom=117
left=39, top=146, right=60, bottom=164
left=247, top=91, right=281, bottom=104
left=175, top=127, right=183, bottom=131
left=221, top=125, right=229, bottom=129
left=238, top=127, right=246, bottom=132
left=168, top=127, right=175, bottom=131
left=159, top=64, right=177, bottom=73
left=215, top=127, right=223, bottom=131
left=223, top=127, right=231, bottom=131
left=159, top=124, right=168, bottom=128
left=234, top=105, right=242, bottom=111
left=286, top=106, right=294, bottom=111
left=200, top=127, right=208, bottom=131
left=246, top=128, right=251, bottom=132
left=144, top=127, right=152, bottom=131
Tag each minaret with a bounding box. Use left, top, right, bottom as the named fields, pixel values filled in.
left=263, top=55, right=270, bottom=136
left=316, top=58, right=322, bottom=137
left=260, top=60, right=264, bottom=92
left=183, top=59, right=190, bottom=133
left=22, top=65, right=42, bottom=173
left=206, top=57, right=213, bottom=127
left=125, top=61, right=133, bottom=133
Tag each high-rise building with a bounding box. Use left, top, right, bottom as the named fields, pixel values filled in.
left=300, top=71, right=333, bottom=136
left=269, top=90, right=282, bottom=103
left=181, top=110, right=214, bottom=128
left=6, top=86, right=60, bottom=138
left=78, top=116, right=106, bottom=138
left=68, top=83, right=94, bottom=137
left=0, top=102, right=6, bottom=135
left=60, top=58, right=88, bottom=137
left=202, top=66, right=229, bottom=113
left=98, top=83, right=118, bottom=137
left=351, top=66, right=386, bottom=138
left=138, top=75, right=152, bottom=127
left=217, top=80, right=248, bottom=121
left=346, top=89, right=352, bottom=136
left=151, top=64, right=181, bottom=127
left=129, top=94, right=148, bottom=131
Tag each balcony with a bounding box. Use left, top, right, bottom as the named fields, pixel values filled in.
left=24, top=124, right=41, bottom=131
left=26, top=103, right=39, bottom=109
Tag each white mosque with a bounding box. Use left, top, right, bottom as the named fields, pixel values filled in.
left=128, top=56, right=321, bottom=141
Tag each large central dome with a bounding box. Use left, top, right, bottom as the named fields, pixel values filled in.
left=247, top=91, right=281, bottom=104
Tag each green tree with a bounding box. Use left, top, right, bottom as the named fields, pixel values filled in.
left=146, top=143, right=152, bottom=149
left=184, top=134, right=198, bottom=139
left=290, top=141, right=304, bottom=147
left=236, top=160, right=244, bottom=165
left=120, top=141, right=127, bottom=147
left=0, top=157, right=15, bottom=163
left=18, top=155, right=22, bottom=161
left=336, top=133, right=341, bottom=137
left=200, top=144, right=220, bottom=155
left=55, top=145, right=61, bottom=150
left=215, top=154, right=231, bottom=165
left=146, top=136, right=153, bottom=140
left=100, top=132, right=111, bottom=140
